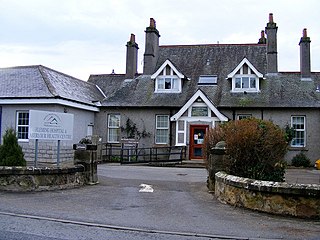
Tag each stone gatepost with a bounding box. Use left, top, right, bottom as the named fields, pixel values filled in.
left=73, top=144, right=98, bottom=185
left=207, top=141, right=229, bottom=191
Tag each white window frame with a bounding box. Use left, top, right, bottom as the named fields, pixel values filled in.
left=155, top=115, right=169, bottom=144
left=176, top=120, right=186, bottom=146
left=107, top=114, right=121, bottom=143
left=16, top=111, right=29, bottom=142
left=291, top=116, right=306, bottom=147
left=230, top=64, right=260, bottom=93
left=155, top=76, right=181, bottom=93
left=232, top=74, right=259, bottom=92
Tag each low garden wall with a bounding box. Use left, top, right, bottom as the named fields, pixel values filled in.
left=215, top=171, right=320, bottom=219
left=0, top=165, right=86, bottom=192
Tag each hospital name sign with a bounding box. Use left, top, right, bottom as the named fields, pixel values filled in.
left=28, top=110, right=74, bottom=141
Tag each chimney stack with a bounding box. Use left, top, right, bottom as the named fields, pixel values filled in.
left=299, top=28, right=311, bottom=80
left=258, top=30, right=266, bottom=44
left=143, top=18, right=160, bottom=75
left=125, top=33, right=139, bottom=79
left=265, top=13, right=278, bottom=74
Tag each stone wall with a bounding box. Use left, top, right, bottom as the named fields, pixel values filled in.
left=0, top=165, right=86, bottom=192
left=215, top=172, right=320, bottom=219
left=22, top=142, right=74, bottom=165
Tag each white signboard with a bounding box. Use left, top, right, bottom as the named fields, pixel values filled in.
left=29, top=110, right=74, bottom=140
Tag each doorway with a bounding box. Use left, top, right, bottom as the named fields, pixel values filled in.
left=189, top=125, right=208, bottom=159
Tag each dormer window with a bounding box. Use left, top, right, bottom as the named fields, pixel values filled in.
left=227, top=58, right=263, bottom=93
left=156, top=76, right=180, bottom=92
left=152, top=59, right=186, bottom=93
left=235, top=76, right=257, bottom=90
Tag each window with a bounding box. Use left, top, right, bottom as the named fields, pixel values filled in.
left=291, top=116, right=305, bottom=147
left=107, top=114, right=120, bottom=143
left=177, top=120, right=185, bottom=145
left=191, top=107, right=208, bottom=117
left=87, top=125, right=93, bottom=137
left=235, top=77, right=257, bottom=90
left=16, top=111, right=29, bottom=141
left=198, top=75, right=217, bottom=85
left=156, top=77, right=179, bottom=92
left=231, top=63, right=260, bottom=93
left=237, top=114, right=252, bottom=120
left=155, top=115, right=169, bottom=144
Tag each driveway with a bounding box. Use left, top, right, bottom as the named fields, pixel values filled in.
left=0, top=164, right=319, bottom=240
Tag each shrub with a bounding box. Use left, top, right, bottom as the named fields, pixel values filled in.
left=291, top=152, right=311, bottom=167
left=204, top=118, right=288, bottom=182
left=0, top=128, right=26, bottom=166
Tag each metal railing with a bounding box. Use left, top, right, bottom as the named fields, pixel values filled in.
left=99, top=142, right=186, bottom=164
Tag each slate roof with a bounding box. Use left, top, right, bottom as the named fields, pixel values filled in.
left=89, top=43, right=268, bottom=108
left=0, top=65, right=105, bottom=106
left=88, top=42, right=320, bottom=109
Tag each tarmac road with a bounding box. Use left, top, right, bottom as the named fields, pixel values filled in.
left=0, top=164, right=319, bottom=240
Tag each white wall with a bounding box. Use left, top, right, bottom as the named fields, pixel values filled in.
left=0, top=104, right=96, bottom=164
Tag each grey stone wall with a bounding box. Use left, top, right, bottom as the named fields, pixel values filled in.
left=215, top=171, right=320, bottom=219
left=0, top=165, right=86, bottom=192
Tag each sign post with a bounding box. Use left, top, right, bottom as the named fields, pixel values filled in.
left=29, top=110, right=74, bottom=167
left=35, top=139, right=38, bottom=167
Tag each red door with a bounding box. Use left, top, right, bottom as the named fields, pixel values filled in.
left=189, top=125, right=208, bottom=159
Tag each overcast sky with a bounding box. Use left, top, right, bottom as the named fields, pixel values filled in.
left=0, top=0, right=319, bottom=80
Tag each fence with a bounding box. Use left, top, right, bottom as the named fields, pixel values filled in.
left=98, top=142, right=186, bottom=164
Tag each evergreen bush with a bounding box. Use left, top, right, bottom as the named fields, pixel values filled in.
left=0, top=128, right=26, bottom=166
left=291, top=152, right=311, bottom=167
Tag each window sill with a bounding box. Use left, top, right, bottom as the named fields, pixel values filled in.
left=230, top=89, right=260, bottom=93
left=154, top=143, right=169, bottom=147
left=288, top=146, right=308, bottom=151
left=154, top=90, right=181, bottom=94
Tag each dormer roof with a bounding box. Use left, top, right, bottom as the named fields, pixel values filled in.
left=151, top=59, right=185, bottom=79
left=227, top=57, right=264, bottom=78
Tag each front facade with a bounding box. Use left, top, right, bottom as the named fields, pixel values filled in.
left=89, top=14, right=320, bottom=163
left=1, top=14, right=320, bottom=164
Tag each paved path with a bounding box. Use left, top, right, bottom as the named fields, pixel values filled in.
left=285, top=168, right=320, bottom=184
left=0, top=164, right=319, bottom=240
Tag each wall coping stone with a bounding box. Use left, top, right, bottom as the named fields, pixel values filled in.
left=0, top=165, right=85, bottom=175
left=215, top=171, right=320, bottom=197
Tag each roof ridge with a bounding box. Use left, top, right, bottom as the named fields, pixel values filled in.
left=160, top=43, right=265, bottom=48
left=38, top=65, right=58, bottom=97
left=0, top=65, right=42, bottom=70
left=89, top=73, right=126, bottom=77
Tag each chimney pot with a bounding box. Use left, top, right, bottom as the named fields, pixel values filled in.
left=303, top=28, right=307, bottom=38
left=150, top=18, right=156, bottom=28
left=269, top=13, right=274, bottom=23
left=130, top=33, right=135, bottom=43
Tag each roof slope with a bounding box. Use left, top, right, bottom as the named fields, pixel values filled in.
left=90, top=43, right=267, bottom=107
left=0, top=65, right=104, bottom=106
